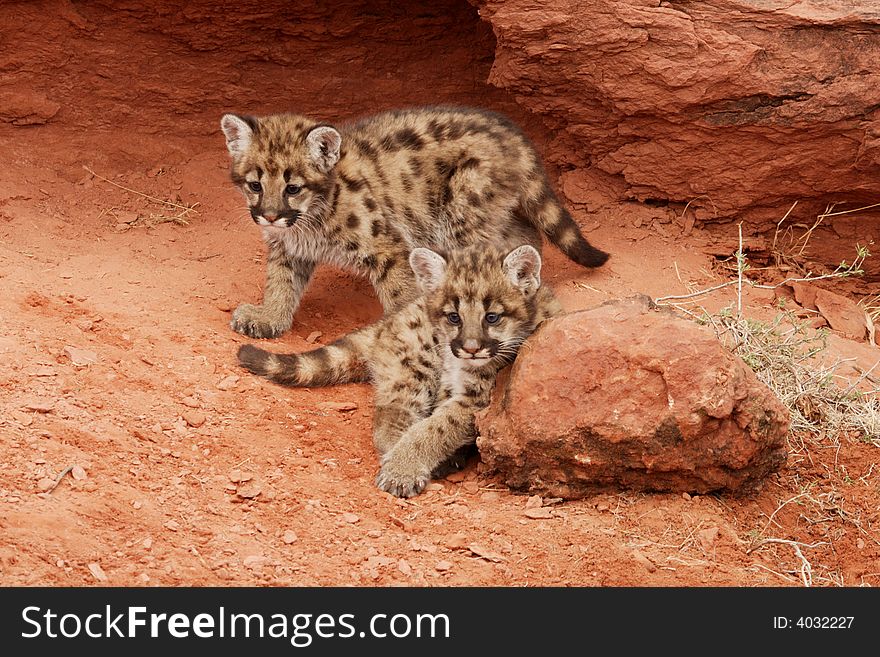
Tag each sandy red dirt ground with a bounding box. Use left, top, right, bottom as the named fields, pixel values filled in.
left=1, top=1, right=878, bottom=587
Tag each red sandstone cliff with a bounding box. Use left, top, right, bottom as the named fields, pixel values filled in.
left=472, top=0, right=880, bottom=227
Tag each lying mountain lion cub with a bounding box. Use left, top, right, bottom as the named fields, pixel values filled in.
left=238, top=244, right=560, bottom=497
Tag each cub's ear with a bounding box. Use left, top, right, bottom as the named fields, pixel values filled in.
left=221, top=114, right=257, bottom=158
left=409, top=248, right=447, bottom=293
left=503, top=245, right=542, bottom=295
left=306, top=125, right=342, bottom=173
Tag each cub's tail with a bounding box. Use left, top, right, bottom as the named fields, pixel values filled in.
left=523, top=184, right=609, bottom=268
left=237, top=329, right=373, bottom=387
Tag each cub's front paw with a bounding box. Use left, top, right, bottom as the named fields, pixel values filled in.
left=376, top=450, right=431, bottom=499
left=230, top=303, right=289, bottom=339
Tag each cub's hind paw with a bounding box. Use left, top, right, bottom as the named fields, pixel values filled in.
left=230, top=303, right=289, bottom=339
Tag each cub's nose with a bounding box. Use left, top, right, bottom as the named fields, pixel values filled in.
left=262, top=212, right=278, bottom=222
left=462, top=339, right=481, bottom=355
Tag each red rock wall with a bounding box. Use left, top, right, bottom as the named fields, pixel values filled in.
left=471, top=0, right=880, bottom=224
left=0, top=0, right=547, bottom=168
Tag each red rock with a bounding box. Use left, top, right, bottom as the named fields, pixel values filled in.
left=462, top=481, right=479, bottom=494
left=36, top=477, right=55, bottom=492
left=318, top=401, right=358, bottom=412
left=784, top=282, right=869, bottom=340
left=87, top=562, right=108, bottom=582
left=814, top=288, right=869, bottom=340
left=216, top=374, right=239, bottom=390
left=236, top=480, right=262, bottom=499
left=631, top=550, right=656, bottom=573
left=467, top=544, right=506, bottom=562
left=477, top=296, right=789, bottom=497
left=182, top=410, right=207, bottom=428
left=524, top=495, right=543, bottom=509
left=23, top=399, right=55, bottom=413
left=473, top=0, right=880, bottom=222
left=0, top=89, right=60, bottom=125
left=63, top=345, right=98, bottom=366
left=697, top=526, right=720, bottom=552
left=445, top=533, right=469, bottom=550
left=788, top=282, right=819, bottom=310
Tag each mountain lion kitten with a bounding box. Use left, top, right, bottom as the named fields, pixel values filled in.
left=221, top=106, right=605, bottom=339
left=238, top=244, right=560, bottom=497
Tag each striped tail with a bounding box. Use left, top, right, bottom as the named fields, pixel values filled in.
left=237, top=328, right=373, bottom=387
left=524, top=184, right=609, bottom=268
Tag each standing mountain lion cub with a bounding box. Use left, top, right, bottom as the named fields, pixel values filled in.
left=238, top=244, right=560, bottom=497
left=221, top=106, right=606, bottom=338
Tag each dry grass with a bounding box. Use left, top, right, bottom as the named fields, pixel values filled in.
left=84, top=165, right=199, bottom=227
left=706, top=308, right=880, bottom=448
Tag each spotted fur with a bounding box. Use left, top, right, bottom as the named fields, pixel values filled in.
left=221, top=106, right=606, bottom=338
left=238, top=245, right=561, bottom=497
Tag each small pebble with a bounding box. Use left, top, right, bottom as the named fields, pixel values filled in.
left=318, top=401, right=358, bottom=412
left=87, top=562, right=108, bottom=582
left=216, top=374, right=239, bottom=391
left=64, top=345, right=98, bottom=366
left=445, top=533, right=468, bottom=550
left=631, top=549, right=657, bottom=573
left=236, top=480, right=263, bottom=499
left=525, top=495, right=543, bottom=509
left=24, top=400, right=55, bottom=414
left=182, top=410, right=206, bottom=428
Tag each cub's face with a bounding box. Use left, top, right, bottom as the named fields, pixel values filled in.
left=220, top=113, right=341, bottom=228
left=410, top=246, right=543, bottom=370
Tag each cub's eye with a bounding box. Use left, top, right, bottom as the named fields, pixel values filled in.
left=247, top=181, right=262, bottom=193
left=485, top=312, right=501, bottom=325
left=286, top=184, right=302, bottom=196
left=446, top=312, right=461, bottom=326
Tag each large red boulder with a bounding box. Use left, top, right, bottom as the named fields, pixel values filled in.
left=476, top=296, right=789, bottom=497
